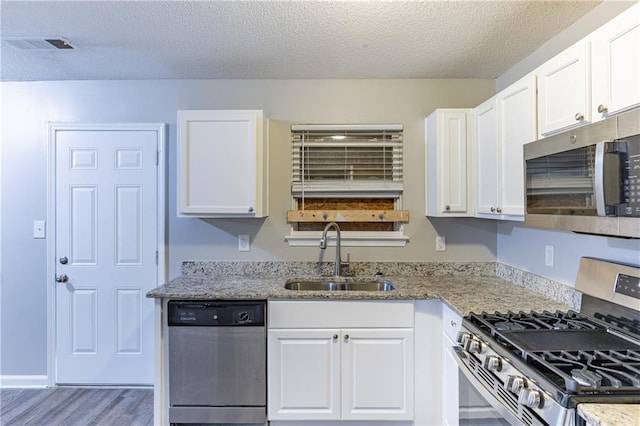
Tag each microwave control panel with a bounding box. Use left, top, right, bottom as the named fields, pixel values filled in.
left=621, top=135, right=640, bottom=217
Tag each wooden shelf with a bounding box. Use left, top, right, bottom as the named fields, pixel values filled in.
left=287, top=210, right=409, bottom=223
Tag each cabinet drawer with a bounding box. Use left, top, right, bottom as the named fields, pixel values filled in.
left=268, top=300, right=414, bottom=328
left=442, top=303, right=462, bottom=342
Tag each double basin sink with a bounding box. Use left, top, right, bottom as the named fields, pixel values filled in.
left=285, top=278, right=396, bottom=292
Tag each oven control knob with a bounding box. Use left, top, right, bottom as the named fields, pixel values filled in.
left=483, top=355, right=502, bottom=372
left=465, top=338, right=483, bottom=354
left=506, top=375, right=526, bottom=394
left=456, top=331, right=471, bottom=346
left=519, top=388, right=543, bottom=409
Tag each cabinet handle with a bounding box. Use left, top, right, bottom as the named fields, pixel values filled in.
left=575, top=112, right=584, bottom=121
left=445, top=205, right=451, bottom=211
left=344, top=334, right=350, bottom=341
left=597, top=104, right=608, bottom=114
left=496, top=207, right=502, bottom=213
left=333, top=334, right=338, bottom=340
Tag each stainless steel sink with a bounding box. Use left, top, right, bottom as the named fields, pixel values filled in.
left=284, top=278, right=396, bottom=292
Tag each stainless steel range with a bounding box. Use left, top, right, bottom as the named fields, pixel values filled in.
left=454, top=257, right=640, bottom=426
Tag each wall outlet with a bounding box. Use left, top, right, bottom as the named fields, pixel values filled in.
left=238, top=235, right=250, bottom=252
left=33, top=220, right=46, bottom=239
left=435, top=236, right=446, bottom=252
left=545, top=245, right=554, bottom=267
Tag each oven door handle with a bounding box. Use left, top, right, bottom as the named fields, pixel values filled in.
left=452, top=346, right=535, bottom=426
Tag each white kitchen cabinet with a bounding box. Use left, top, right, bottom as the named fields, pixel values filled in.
left=537, top=41, right=591, bottom=137
left=267, top=301, right=414, bottom=423
left=177, top=109, right=268, bottom=217
left=591, top=2, right=640, bottom=121
left=425, top=109, right=474, bottom=217
left=441, top=304, right=461, bottom=426
left=474, top=97, right=500, bottom=218
left=475, top=75, right=536, bottom=221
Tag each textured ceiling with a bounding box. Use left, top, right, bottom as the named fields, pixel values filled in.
left=0, top=0, right=602, bottom=81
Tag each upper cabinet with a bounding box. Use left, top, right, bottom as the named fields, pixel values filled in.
left=537, top=3, right=640, bottom=136
left=177, top=110, right=269, bottom=218
left=475, top=75, right=536, bottom=221
left=425, top=109, right=474, bottom=217
left=537, top=41, right=591, bottom=137
left=591, top=2, right=640, bottom=121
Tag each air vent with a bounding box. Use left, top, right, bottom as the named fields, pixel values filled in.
left=2, top=37, right=74, bottom=50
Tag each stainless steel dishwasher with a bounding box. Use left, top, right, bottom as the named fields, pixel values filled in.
left=168, top=300, right=266, bottom=424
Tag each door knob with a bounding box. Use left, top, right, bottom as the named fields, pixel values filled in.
left=55, top=274, right=69, bottom=283
left=59, top=256, right=68, bottom=264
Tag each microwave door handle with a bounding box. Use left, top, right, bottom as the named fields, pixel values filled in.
left=594, top=142, right=607, bottom=216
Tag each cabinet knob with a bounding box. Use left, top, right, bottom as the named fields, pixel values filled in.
left=574, top=112, right=584, bottom=121
left=597, top=104, right=608, bottom=114
left=496, top=207, right=502, bottom=213
left=445, top=205, right=451, bottom=211
left=333, top=334, right=339, bottom=340
left=344, top=334, right=350, bottom=341
left=248, top=207, right=254, bottom=213
left=490, top=207, right=496, bottom=213
left=450, top=320, right=456, bottom=327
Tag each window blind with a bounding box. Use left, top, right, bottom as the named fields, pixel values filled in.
left=291, top=124, right=403, bottom=197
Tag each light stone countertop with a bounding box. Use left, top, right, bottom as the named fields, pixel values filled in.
left=146, top=273, right=570, bottom=316
left=578, top=404, right=640, bottom=426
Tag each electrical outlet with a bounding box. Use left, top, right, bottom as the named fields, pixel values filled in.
left=33, top=220, right=46, bottom=239
left=545, top=245, right=554, bottom=267
left=238, top=235, right=250, bottom=252
left=436, top=236, right=446, bottom=252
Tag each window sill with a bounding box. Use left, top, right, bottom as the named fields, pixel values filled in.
left=285, top=231, right=409, bottom=247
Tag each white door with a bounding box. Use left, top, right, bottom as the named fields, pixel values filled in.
left=341, top=328, right=414, bottom=421
left=497, top=75, right=537, bottom=218
left=474, top=97, right=499, bottom=217
left=53, top=125, right=162, bottom=385
left=267, top=329, right=341, bottom=420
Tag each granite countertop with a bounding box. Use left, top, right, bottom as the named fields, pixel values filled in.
left=147, top=273, right=570, bottom=316
left=578, top=404, right=640, bottom=426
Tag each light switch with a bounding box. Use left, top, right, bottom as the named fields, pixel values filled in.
left=33, top=220, right=46, bottom=239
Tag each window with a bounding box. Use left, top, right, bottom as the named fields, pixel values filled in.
left=286, top=124, right=408, bottom=246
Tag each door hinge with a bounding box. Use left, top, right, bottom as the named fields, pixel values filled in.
left=156, top=151, right=159, bottom=166
left=156, top=251, right=159, bottom=265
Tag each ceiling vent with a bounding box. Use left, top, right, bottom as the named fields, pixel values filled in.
left=2, top=37, right=74, bottom=50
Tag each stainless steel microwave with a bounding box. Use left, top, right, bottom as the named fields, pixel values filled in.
left=524, top=108, right=640, bottom=238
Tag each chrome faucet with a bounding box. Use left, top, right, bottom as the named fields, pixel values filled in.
left=320, top=222, right=349, bottom=276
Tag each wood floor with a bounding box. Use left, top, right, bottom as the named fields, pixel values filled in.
left=0, top=387, right=153, bottom=425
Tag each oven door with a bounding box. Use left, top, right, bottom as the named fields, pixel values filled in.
left=452, top=347, right=525, bottom=426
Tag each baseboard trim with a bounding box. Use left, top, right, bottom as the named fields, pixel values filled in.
left=0, top=375, right=49, bottom=388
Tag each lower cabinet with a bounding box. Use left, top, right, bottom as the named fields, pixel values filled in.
left=441, top=304, right=462, bottom=426
left=267, top=301, right=414, bottom=422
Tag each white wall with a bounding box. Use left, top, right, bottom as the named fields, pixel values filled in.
left=1, top=78, right=496, bottom=377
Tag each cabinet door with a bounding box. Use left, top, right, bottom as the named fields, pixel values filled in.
left=591, top=3, right=640, bottom=120
left=268, top=329, right=341, bottom=420
left=341, top=328, right=414, bottom=421
left=177, top=110, right=267, bottom=217
left=497, top=75, right=537, bottom=219
left=425, top=109, right=473, bottom=217
left=537, top=41, right=591, bottom=136
left=474, top=97, right=499, bottom=217
left=441, top=333, right=459, bottom=426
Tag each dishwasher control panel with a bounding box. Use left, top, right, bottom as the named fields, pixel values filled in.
left=168, top=300, right=265, bottom=326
